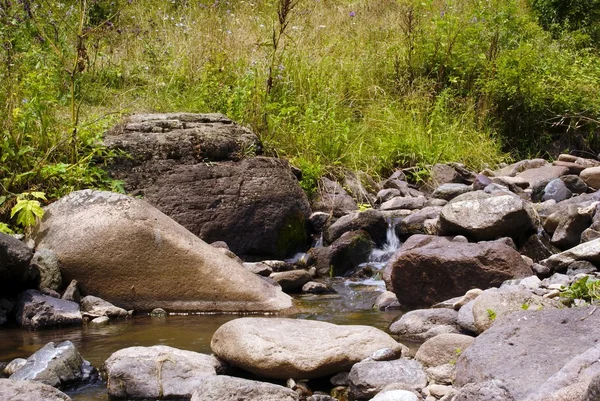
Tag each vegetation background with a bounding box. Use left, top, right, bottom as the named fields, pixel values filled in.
left=1, top=0, right=599, bottom=231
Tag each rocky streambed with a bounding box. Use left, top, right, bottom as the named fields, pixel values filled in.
left=2, top=113, right=600, bottom=401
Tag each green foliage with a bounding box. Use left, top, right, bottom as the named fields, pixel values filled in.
left=10, top=192, right=46, bottom=229
left=531, top=0, right=600, bottom=44
left=561, top=276, right=600, bottom=306
left=487, top=309, right=497, bottom=321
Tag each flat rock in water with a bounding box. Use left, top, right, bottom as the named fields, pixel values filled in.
left=190, top=376, right=299, bottom=401
left=32, top=190, right=292, bottom=313
left=104, top=345, right=224, bottom=399
left=210, top=317, right=402, bottom=379
left=10, top=341, right=96, bottom=389
left=15, top=290, right=82, bottom=330
left=384, top=235, right=531, bottom=308
left=454, top=306, right=600, bottom=400
left=438, top=192, right=536, bottom=241
left=0, top=378, right=72, bottom=401
left=81, top=296, right=127, bottom=318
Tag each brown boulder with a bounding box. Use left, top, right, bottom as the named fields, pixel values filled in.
left=32, top=190, right=293, bottom=313
left=105, top=113, right=310, bottom=259
left=384, top=235, right=531, bottom=308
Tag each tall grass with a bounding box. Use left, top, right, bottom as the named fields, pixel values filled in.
left=1, top=0, right=599, bottom=222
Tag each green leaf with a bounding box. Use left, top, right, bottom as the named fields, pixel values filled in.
left=11, top=199, right=44, bottom=228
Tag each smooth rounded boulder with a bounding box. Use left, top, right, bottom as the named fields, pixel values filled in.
left=0, top=379, right=72, bottom=401
left=384, top=235, right=531, bottom=308
left=438, top=191, right=537, bottom=241
left=190, top=376, right=299, bottom=401
left=32, top=190, right=293, bottom=312
left=211, top=317, right=402, bottom=379
left=104, top=345, right=224, bottom=399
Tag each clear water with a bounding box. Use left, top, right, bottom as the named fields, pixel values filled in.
left=0, top=225, right=403, bottom=401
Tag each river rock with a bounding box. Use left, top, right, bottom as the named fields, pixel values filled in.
left=104, top=345, right=224, bottom=399
left=348, top=359, right=427, bottom=399
left=388, top=308, right=462, bottom=341
left=396, top=207, right=442, bottom=237
left=10, top=341, right=96, bottom=388
left=415, top=334, right=474, bottom=368
left=243, top=262, right=273, bottom=276
left=324, top=209, right=387, bottom=246
left=454, top=306, right=600, bottom=399
left=438, top=192, right=537, bottom=241
left=0, top=233, right=34, bottom=295
left=584, top=374, right=600, bottom=401
left=546, top=204, right=594, bottom=249
left=381, top=196, right=427, bottom=211
left=270, top=270, right=312, bottom=293
left=313, top=177, right=359, bottom=217
left=377, top=189, right=402, bottom=204
left=542, top=237, right=600, bottom=272
left=302, top=281, right=334, bottom=294
left=190, top=375, right=298, bottom=401
left=105, top=113, right=310, bottom=259
left=310, top=230, right=373, bottom=277
left=80, top=296, right=128, bottom=318
left=471, top=287, right=560, bottom=333
left=371, top=389, right=420, bottom=401
left=210, top=317, right=402, bottom=379
left=0, top=378, right=72, bottom=400
left=515, top=165, right=570, bottom=187
left=495, top=159, right=549, bottom=177
left=523, top=344, right=600, bottom=401
left=32, top=190, right=292, bottom=312
left=541, top=179, right=572, bottom=203
left=580, top=166, right=600, bottom=189
left=30, top=248, right=62, bottom=292
left=432, top=183, right=472, bottom=201
left=374, top=291, right=401, bottom=311
left=4, top=359, right=26, bottom=376
left=454, top=380, right=515, bottom=401
left=385, top=235, right=531, bottom=308
left=61, top=280, right=80, bottom=304
left=15, top=290, right=82, bottom=329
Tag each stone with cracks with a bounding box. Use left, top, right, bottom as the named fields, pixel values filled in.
left=210, top=317, right=402, bottom=379
left=104, top=345, right=224, bottom=399
left=105, top=114, right=310, bottom=260
left=542, top=238, right=600, bottom=272
left=191, top=376, right=299, bottom=401
left=454, top=306, right=600, bottom=400
left=32, top=190, right=292, bottom=313
left=439, top=192, right=537, bottom=241
left=384, top=235, right=531, bottom=308
left=10, top=341, right=96, bottom=389
left=0, top=379, right=72, bottom=401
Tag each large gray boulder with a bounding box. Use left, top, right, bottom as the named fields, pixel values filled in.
left=10, top=341, right=96, bottom=389
left=384, top=235, right=531, bottom=308
left=211, top=317, right=402, bottom=379
left=438, top=192, right=537, bottom=241
left=0, top=379, right=72, bottom=401
left=32, top=190, right=293, bottom=313
left=105, top=113, right=310, bottom=259
left=313, top=177, right=359, bottom=217
left=348, top=359, right=427, bottom=399
left=415, top=333, right=474, bottom=368
left=191, top=376, right=299, bottom=401
left=15, top=290, right=82, bottom=330
left=309, top=230, right=374, bottom=277
left=0, top=233, right=34, bottom=294
left=454, top=380, right=515, bottom=401
left=454, top=306, right=600, bottom=400
left=104, top=345, right=224, bottom=399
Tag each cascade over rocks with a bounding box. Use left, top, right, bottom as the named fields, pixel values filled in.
left=105, top=113, right=310, bottom=259
left=455, top=306, right=600, bottom=400
left=384, top=235, right=531, bottom=308
left=210, top=317, right=402, bottom=379
left=32, top=190, right=293, bottom=313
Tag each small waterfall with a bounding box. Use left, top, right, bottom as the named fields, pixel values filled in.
left=347, top=218, right=402, bottom=288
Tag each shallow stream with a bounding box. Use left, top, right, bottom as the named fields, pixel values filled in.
left=0, top=221, right=404, bottom=400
